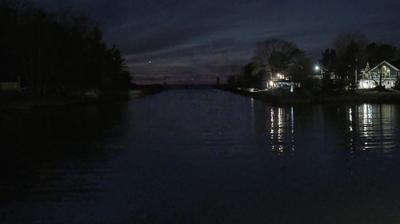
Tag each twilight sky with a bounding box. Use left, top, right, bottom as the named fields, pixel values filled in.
left=37, top=0, right=400, bottom=84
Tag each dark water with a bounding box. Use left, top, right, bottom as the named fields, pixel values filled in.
left=1, top=89, right=400, bottom=224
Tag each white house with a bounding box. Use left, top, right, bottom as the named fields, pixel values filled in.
left=358, top=61, right=400, bottom=89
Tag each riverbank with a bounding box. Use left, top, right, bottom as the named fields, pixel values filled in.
left=0, top=85, right=164, bottom=111
left=219, top=86, right=400, bottom=104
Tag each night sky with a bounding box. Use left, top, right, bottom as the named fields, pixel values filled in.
left=37, top=0, right=400, bottom=84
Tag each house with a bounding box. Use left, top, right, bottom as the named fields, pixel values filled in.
left=266, top=73, right=297, bottom=93
left=358, top=61, right=400, bottom=89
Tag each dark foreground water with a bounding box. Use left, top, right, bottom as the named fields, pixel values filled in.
left=1, top=89, right=400, bottom=224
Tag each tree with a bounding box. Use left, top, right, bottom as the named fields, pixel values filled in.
left=394, top=77, right=400, bottom=90
left=320, top=48, right=338, bottom=79
left=334, top=31, right=368, bottom=59
left=289, top=54, right=312, bottom=83
left=235, top=62, right=262, bottom=87
left=0, top=0, right=132, bottom=97
left=252, top=38, right=303, bottom=78
left=366, top=43, right=397, bottom=65
left=333, top=31, right=368, bottom=89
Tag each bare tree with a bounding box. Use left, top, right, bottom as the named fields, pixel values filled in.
left=334, top=31, right=368, bottom=58
left=252, top=38, right=303, bottom=78
left=333, top=31, right=368, bottom=88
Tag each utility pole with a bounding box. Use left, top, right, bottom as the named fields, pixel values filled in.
left=354, top=58, right=358, bottom=89
left=355, top=67, right=358, bottom=88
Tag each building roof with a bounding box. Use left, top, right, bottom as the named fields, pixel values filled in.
left=369, top=60, right=400, bottom=72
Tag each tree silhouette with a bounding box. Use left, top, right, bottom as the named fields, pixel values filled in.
left=0, top=0, right=131, bottom=97
left=253, top=38, right=303, bottom=78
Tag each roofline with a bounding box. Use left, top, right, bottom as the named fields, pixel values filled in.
left=369, top=60, right=400, bottom=72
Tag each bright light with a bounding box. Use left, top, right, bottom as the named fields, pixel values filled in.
left=269, top=81, right=274, bottom=87
left=359, top=80, right=376, bottom=89
left=276, top=73, right=285, bottom=79
left=314, top=65, right=320, bottom=71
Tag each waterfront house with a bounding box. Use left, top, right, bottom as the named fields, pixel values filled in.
left=358, top=61, right=400, bottom=89
left=266, top=73, right=297, bottom=93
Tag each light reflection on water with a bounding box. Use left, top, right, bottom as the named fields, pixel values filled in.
left=2, top=90, right=400, bottom=224
left=347, top=104, right=397, bottom=154
left=254, top=102, right=399, bottom=157
left=267, top=106, right=295, bottom=154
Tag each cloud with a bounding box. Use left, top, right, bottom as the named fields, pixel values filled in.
left=37, top=0, right=400, bottom=83
left=127, top=38, right=249, bottom=83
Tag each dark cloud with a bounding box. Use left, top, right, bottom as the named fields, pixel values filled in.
left=37, top=0, right=400, bottom=84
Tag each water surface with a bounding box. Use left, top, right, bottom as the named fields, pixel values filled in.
left=1, top=89, right=400, bottom=223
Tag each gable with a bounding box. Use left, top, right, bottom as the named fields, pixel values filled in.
left=369, top=61, right=400, bottom=73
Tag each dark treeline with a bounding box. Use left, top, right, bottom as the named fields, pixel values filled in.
left=230, top=31, right=400, bottom=93
left=229, top=39, right=313, bottom=89
left=0, top=0, right=131, bottom=97
left=320, top=32, right=400, bottom=91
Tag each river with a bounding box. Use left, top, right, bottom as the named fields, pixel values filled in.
left=1, top=88, right=400, bottom=223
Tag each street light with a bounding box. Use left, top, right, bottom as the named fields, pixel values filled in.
left=314, top=65, right=323, bottom=79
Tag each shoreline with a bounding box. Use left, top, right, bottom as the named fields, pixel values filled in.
left=0, top=86, right=164, bottom=111
left=218, top=86, right=400, bottom=104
